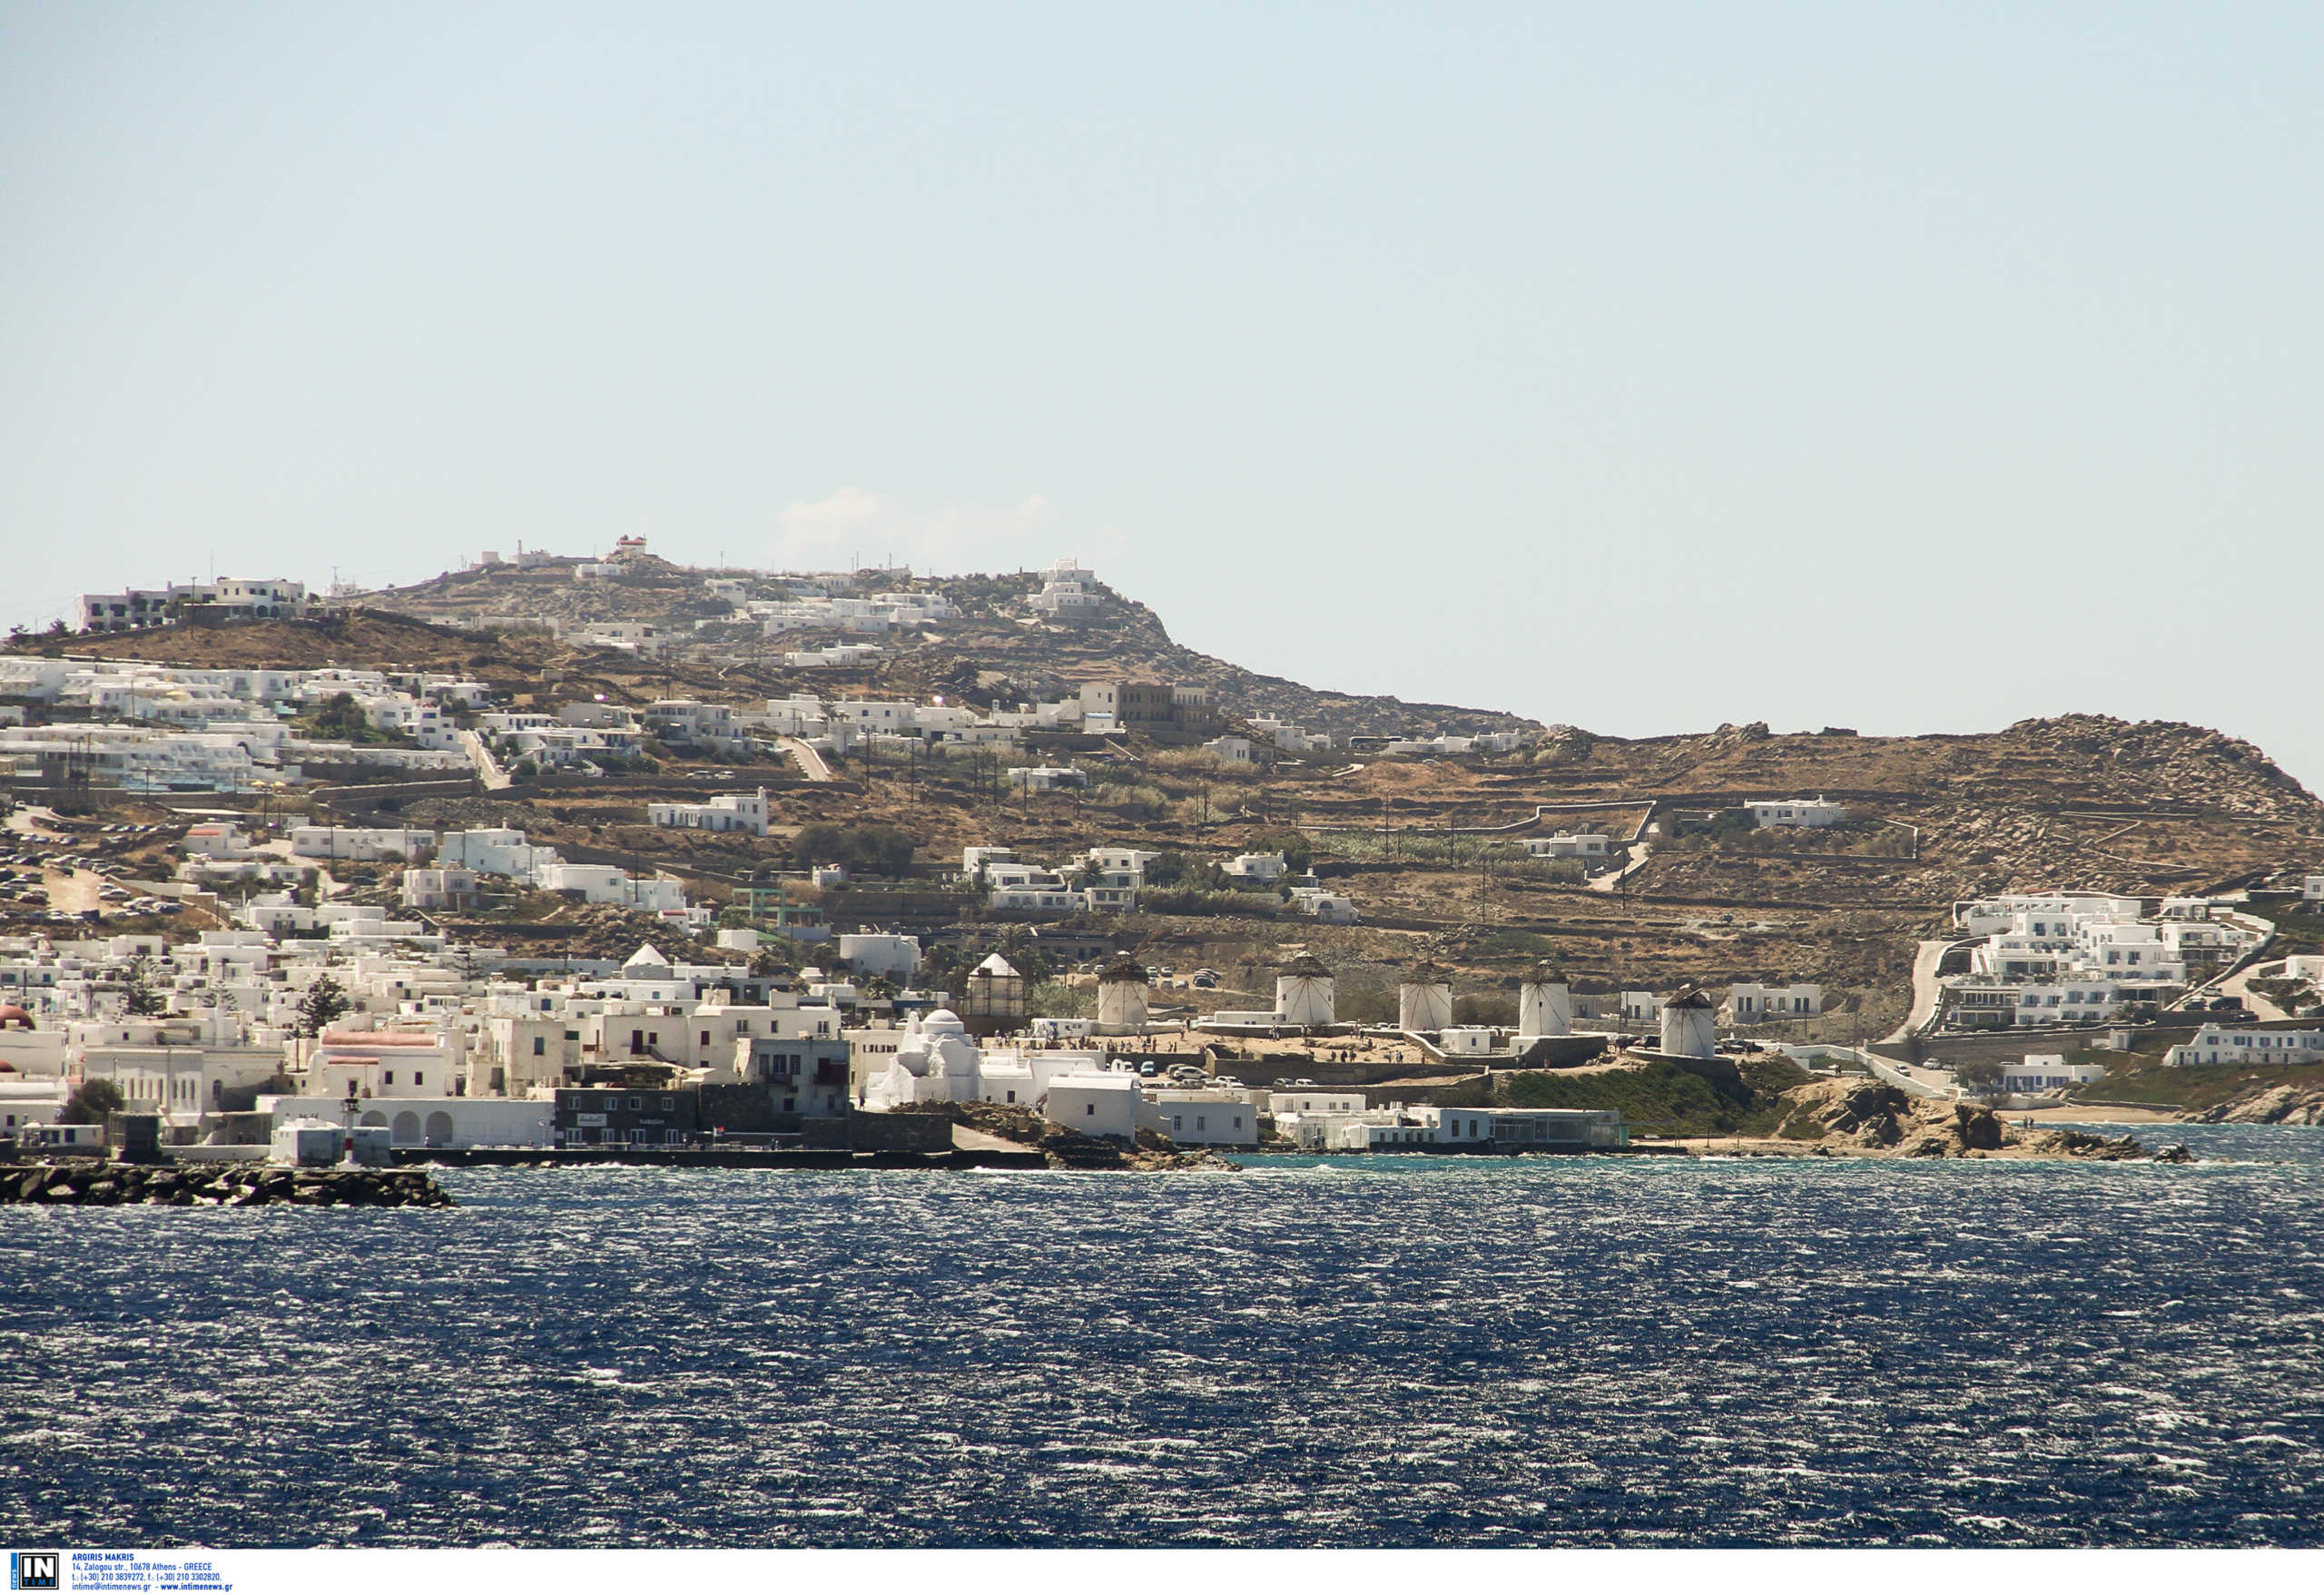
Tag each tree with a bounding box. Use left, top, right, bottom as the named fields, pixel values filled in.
left=790, top=822, right=916, bottom=878
left=123, top=954, right=167, bottom=1017
left=296, top=974, right=351, bottom=1038
left=57, top=1078, right=124, bottom=1125
left=309, top=692, right=373, bottom=742
left=1246, top=830, right=1314, bottom=873
left=1143, top=852, right=1194, bottom=889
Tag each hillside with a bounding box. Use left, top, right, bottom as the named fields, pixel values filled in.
left=349, top=556, right=1543, bottom=740
left=16, top=558, right=2324, bottom=1066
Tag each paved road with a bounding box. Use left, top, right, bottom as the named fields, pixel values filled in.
left=2218, top=960, right=2290, bottom=1021
left=1884, top=939, right=1955, bottom=1043
left=458, top=728, right=513, bottom=792
left=1585, top=842, right=1652, bottom=894
left=779, top=736, right=834, bottom=783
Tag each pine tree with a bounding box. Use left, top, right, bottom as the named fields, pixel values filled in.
left=296, top=974, right=351, bottom=1038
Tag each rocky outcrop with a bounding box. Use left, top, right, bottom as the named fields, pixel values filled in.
left=1955, top=1104, right=2005, bottom=1151
left=939, top=1101, right=1237, bottom=1172
left=2195, top=1084, right=2324, bottom=1126
left=1782, top=1081, right=2030, bottom=1159
left=0, top=1161, right=455, bottom=1206
left=1810, top=1081, right=1915, bottom=1147
left=2027, top=1128, right=2193, bottom=1162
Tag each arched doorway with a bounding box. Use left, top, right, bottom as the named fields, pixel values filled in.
left=424, top=1111, right=455, bottom=1147
left=390, top=1111, right=421, bottom=1145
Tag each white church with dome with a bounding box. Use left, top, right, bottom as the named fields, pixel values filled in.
left=859, top=1007, right=1140, bottom=1135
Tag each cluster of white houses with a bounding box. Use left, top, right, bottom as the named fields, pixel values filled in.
left=964, top=845, right=1360, bottom=924
left=0, top=925, right=1629, bottom=1158
left=77, top=577, right=314, bottom=633
left=191, top=821, right=705, bottom=930
left=1936, top=891, right=2270, bottom=1031
left=853, top=1002, right=1624, bottom=1151
left=0, top=658, right=481, bottom=792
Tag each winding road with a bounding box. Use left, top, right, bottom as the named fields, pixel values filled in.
left=1885, top=940, right=1955, bottom=1043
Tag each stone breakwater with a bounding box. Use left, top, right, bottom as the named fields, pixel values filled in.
left=0, top=1162, right=456, bottom=1207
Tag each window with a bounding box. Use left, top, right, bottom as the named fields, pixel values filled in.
left=533, top=1036, right=546, bottom=1056
left=383, top=1070, right=394, bottom=1086
left=414, top=1072, right=423, bottom=1086
left=1085, top=1104, right=1095, bottom=1117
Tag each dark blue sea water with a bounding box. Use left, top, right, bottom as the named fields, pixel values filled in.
left=5, top=1124, right=2322, bottom=1547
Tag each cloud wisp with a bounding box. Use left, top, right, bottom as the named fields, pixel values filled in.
left=771, top=488, right=1059, bottom=574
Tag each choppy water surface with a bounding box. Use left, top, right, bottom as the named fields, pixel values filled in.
left=5, top=1125, right=2322, bottom=1547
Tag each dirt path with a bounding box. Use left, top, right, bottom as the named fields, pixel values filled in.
left=40, top=866, right=103, bottom=915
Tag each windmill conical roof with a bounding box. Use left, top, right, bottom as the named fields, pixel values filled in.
left=1277, top=954, right=1334, bottom=979
left=1099, top=956, right=1149, bottom=983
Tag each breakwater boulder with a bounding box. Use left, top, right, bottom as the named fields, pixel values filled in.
left=0, top=1161, right=455, bottom=1207
left=2029, top=1129, right=2193, bottom=1163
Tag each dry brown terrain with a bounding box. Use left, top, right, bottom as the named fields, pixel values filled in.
left=15, top=561, right=2324, bottom=1049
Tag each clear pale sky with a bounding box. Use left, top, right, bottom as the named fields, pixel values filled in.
left=5, top=5, right=2319, bottom=786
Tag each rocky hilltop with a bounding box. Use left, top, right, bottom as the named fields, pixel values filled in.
left=345, top=556, right=1542, bottom=740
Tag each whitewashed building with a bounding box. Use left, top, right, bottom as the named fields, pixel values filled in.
left=647, top=788, right=771, bottom=836
left=1748, top=798, right=1845, bottom=829
left=2166, top=1027, right=2324, bottom=1068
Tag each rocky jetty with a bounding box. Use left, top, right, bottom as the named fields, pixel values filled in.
left=0, top=1161, right=456, bottom=1207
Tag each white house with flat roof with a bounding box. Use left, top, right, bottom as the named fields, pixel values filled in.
left=2166, top=1027, right=2324, bottom=1068
left=1142, top=1088, right=1259, bottom=1147
left=290, top=826, right=435, bottom=861
left=1524, top=832, right=1610, bottom=861
left=1997, top=1056, right=2109, bottom=1095
left=1748, top=798, right=1845, bottom=829
left=1727, top=982, right=1823, bottom=1021
left=647, top=788, right=770, bottom=836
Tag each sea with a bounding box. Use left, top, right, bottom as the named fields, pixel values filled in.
left=5, top=1122, right=2321, bottom=1548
